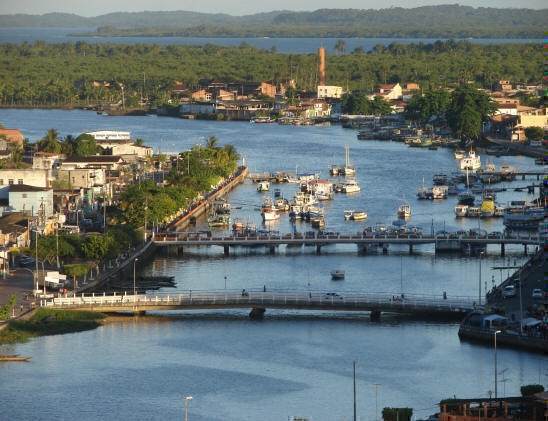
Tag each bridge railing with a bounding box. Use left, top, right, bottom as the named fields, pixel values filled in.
left=44, top=289, right=476, bottom=312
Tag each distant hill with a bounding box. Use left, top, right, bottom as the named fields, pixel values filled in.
left=0, top=6, right=545, bottom=38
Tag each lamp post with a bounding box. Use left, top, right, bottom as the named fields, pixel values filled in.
left=133, top=258, right=139, bottom=302
left=494, top=330, right=501, bottom=399
left=353, top=360, right=358, bottom=421
left=478, top=251, right=484, bottom=306
left=184, top=396, right=193, bottom=421
left=373, top=383, right=381, bottom=421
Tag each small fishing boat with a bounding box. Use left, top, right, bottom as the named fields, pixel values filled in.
left=341, top=179, right=360, bottom=193
left=344, top=210, right=368, bottom=221
left=330, top=270, right=345, bottom=280
left=257, top=181, right=270, bottom=192
left=0, top=355, right=31, bottom=362
left=454, top=204, right=469, bottom=217
left=397, top=203, right=411, bottom=219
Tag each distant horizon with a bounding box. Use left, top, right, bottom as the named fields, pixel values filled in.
left=0, top=1, right=545, bottom=18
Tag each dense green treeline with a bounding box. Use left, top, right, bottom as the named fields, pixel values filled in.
left=0, top=40, right=541, bottom=107
left=1, top=6, right=545, bottom=38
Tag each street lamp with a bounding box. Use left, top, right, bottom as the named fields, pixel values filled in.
left=353, top=360, right=358, bottom=421
left=494, top=330, right=501, bottom=399
left=184, top=396, right=193, bottom=421
left=133, top=258, right=139, bottom=301
left=478, top=251, right=484, bottom=306
left=373, top=383, right=381, bottom=421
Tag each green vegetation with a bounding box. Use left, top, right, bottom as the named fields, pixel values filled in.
left=0, top=308, right=106, bottom=344
left=520, top=384, right=544, bottom=396
left=0, top=6, right=544, bottom=38
left=383, top=407, right=412, bottom=421
left=0, top=40, right=540, bottom=108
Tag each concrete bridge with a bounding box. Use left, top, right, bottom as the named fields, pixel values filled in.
left=152, top=231, right=541, bottom=255
left=44, top=289, right=476, bottom=320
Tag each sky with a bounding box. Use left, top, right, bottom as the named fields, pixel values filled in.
left=0, top=0, right=545, bottom=17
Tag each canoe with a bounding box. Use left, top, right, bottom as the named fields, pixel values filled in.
left=0, top=355, right=31, bottom=362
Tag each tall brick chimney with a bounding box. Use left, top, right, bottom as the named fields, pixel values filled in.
left=318, top=47, right=325, bottom=86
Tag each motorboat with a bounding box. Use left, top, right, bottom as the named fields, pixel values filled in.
left=467, top=206, right=481, bottom=217
left=344, top=210, right=368, bottom=221
left=503, top=207, right=544, bottom=230
left=459, top=149, right=481, bottom=171
left=454, top=204, right=469, bottom=217
left=208, top=214, right=230, bottom=227
left=257, top=181, right=270, bottom=192
left=397, top=203, right=411, bottom=219
left=342, top=179, right=360, bottom=193
left=330, top=270, right=345, bottom=280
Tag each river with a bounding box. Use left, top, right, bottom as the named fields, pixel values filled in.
left=0, top=28, right=539, bottom=54
left=0, top=109, right=545, bottom=421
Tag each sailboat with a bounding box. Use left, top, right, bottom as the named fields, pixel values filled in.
left=340, top=144, right=356, bottom=176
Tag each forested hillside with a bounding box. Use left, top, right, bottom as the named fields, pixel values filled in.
left=0, top=6, right=545, bottom=38
left=0, top=40, right=541, bottom=108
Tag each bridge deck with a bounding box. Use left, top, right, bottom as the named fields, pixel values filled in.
left=45, top=290, right=475, bottom=318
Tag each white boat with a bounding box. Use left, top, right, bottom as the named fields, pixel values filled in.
left=340, top=144, right=356, bottom=176
left=432, top=185, right=448, bottom=200
left=257, top=181, right=270, bottom=192
left=454, top=204, right=469, bottom=217
left=330, top=270, right=345, bottom=280
left=459, top=149, right=481, bottom=171
left=397, top=203, right=411, bottom=219
left=467, top=206, right=481, bottom=217
left=454, top=149, right=465, bottom=159
left=344, top=210, right=368, bottom=221
left=342, top=179, right=360, bottom=193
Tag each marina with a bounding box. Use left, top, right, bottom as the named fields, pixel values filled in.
left=0, top=108, right=545, bottom=421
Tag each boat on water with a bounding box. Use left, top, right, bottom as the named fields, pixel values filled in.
left=208, top=214, right=230, bottom=227
left=416, top=177, right=433, bottom=200
left=503, top=207, right=544, bottom=230
left=466, top=206, right=481, bottom=217
left=344, top=210, right=368, bottom=221
left=454, top=204, right=469, bottom=217
left=340, top=144, right=356, bottom=176
left=459, top=149, right=481, bottom=171
left=454, top=149, right=466, bottom=159
left=0, top=355, right=31, bottom=362
left=342, top=179, right=360, bottom=193
left=397, top=203, right=411, bottom=219
left=257, top=181, right=270, bottom=192
left=330, top=270, right=345, bottom=280
left=479, top=199, right=495, bottom=218
left=260, top=198, right=281, bottom=221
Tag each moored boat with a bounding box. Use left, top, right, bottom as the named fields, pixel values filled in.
left=344, top=210, right=368, bottom=221
left=454, top=204, right=469, bottom=217
left=0, top=355, right=31, bottom=362
left=330, top=270, right=345, bottom=280
left=342, top=179, right=360, bottom=193
left=397, top=203, right=411, bottom=219
left=459, top=149, right=481, bottom=171
left=257, top=181, right=270, bottom=192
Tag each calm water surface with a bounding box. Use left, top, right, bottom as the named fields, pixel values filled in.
left=0, top=109, right=545, bottom=421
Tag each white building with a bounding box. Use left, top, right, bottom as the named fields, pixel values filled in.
left=0, top=169, right=51, bottom=200
left=8, top=184, right=54, bottom=219
left=317, top=86, right=343, bottom=99
left=86, top=131, right=132, bottom=141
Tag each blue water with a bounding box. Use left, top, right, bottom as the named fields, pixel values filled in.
left=0, top=27, right=539, bottom=53
left=0, top=109, right=544, bottom=421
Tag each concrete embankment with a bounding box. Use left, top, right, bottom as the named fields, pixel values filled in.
left=167, top=165, right=248, bottom=231
left=77, top=165, right=249, bottom=292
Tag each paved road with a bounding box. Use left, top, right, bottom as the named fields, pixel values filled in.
left=0, top=268, right=36, bottom=317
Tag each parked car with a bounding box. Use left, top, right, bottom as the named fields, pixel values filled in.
left=531, top=288, right=543, bottom=299
left=324, top=292, right=344, bottom=300
left=18, top=256, right=36, bottom=267
left=502, top=285, right=517, bottom=298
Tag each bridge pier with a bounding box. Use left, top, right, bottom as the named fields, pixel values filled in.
left=224, top=245, right=229, bottom=256
left=500, top=243, right=505, bottom=256
left=524, top=245, right=528, bottom=256
left=409, top=244, right=413, bottom=253
left=269, top=245, right=275, bottom=254
left=316, top=245, right=322, bottom=254
left=133, top=310, right=146, bottom=316
left=370, top=311, right=381, bottom=321
left=249, top=308, right=265, bottom=319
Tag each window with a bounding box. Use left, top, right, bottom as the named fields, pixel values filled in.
left=22, top=194, right=27, bottom=198
left=17, top=179, right=23, bottom=184
left=0, top=179, right=3, bottom=185
left=8, top=179, right=13, bottom=185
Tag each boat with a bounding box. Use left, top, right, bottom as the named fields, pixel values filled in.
left=416, top=177, right=433, bottom=200
left=479, top=199, right=495, bottom=218
left=0, top=355, right=31, bottom=362
left=257, top=181, right=270, bottom=192
left=340, top=144, right=356, bottom=176
left=454, top=204, right=469, bottom=217
left=344, top=210, right=368, bottom=221
left=459, top=149, right=481, bottom=171
left=503, top=207, right=544, bottom=230
left=260, top=198, right=280, bottom=221
left=454, top=149, right=465, bottom=159
left=432, top=185, right=448, bottom=200
left=208, top=214, right=230, bottom=227
left=466, top=206, right=481, bottom=217
left=397, top=203, right=411, bottom=219
left=342, top=179, right=360, bottom=193
left=432, top=173, right=448, bottom=185
left=330, top=270, right=345, bottom=280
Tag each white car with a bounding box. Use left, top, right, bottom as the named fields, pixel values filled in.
left=532, top=288, right=543, bottom=299
left=501, top=285, right=517, bottom=298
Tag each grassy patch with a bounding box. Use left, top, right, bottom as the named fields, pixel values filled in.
left=0, top=308, right=107, bottom=344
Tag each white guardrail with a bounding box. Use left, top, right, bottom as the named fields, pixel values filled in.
left=44, top=290, right=476, bottom=313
